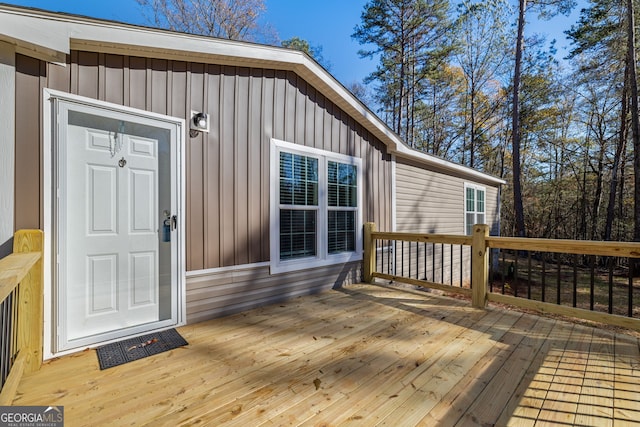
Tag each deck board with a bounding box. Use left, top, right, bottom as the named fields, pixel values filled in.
left=11, top=283, right=640, bottom=426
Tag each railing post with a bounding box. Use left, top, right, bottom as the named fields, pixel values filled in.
left=472, top=224, right=489, bottom=308
left=14, top=230, right=43, bottom=373
left=364, top=222, right=376, bottom=283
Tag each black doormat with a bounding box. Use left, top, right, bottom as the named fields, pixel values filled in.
left=96, top=328, right=188, bottom=370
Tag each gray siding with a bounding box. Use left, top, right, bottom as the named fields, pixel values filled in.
left=14, top=50, right=393, bottom=323
left=15, top=52, right=393, bottom=267
left=393, top=157, right=501, bottom=286
left=395, top=157, right=500, bottom=235
left=186, top=262, right=361, bottom=324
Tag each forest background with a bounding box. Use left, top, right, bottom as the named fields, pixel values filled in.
left=346, top=0, right=640, bottom=244
left=136, top=0, right=640, bottom=244
left=345, top=0, right=640, bottom=244
left=6, top=0, right=637, bottom=243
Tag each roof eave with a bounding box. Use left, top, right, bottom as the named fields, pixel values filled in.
left=0, top=3, right=503, bottom=185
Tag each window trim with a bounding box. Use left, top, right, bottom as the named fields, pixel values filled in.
left=270, top=138, right=363, bottom=274
left=464, top=183, right=486, bottom=235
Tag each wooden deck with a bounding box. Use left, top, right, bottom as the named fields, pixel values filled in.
left=12, top=283, right=640, bottom=426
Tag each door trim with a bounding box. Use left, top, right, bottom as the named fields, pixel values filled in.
left=43, top=89, right=186, bottom=358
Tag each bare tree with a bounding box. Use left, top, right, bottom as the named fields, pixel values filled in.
left=137, top=0, right=267, bottom=41
left=511, top=0, right=575, bottom=238
left=455, top=0, right=511, bottom=169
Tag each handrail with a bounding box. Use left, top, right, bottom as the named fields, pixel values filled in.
left=364, top=222, right=640, bottom=332
left=0, top=253, right=41, bottom=302
left=487, top=236, right=640, bottom=257
left=0, top=230, right=43, bottom=405
left=371, top=231, right=472, bottom=246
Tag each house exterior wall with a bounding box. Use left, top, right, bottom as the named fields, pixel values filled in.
left=14, top=51, right=393, bottom=322
left=395, top=157, right=500, bottom=234
left=392, top=156, right=500, bottom=286
left=0, top=41, right=15, bottom=258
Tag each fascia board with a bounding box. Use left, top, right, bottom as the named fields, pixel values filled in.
left=0, top=10, right=70, bottom=63
left=394, top=142, right=507, bottom=185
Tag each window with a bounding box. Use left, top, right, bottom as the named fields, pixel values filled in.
left=328, top=161, right=357, bottom=253
left=278, top=152, right=318, bottom=260
left=271, top=139, right=362, bottom=274
left=465, top=184, right=486, bottom=235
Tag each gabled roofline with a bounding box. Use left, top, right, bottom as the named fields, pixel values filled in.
left=0, top=3, right=505, bottom=185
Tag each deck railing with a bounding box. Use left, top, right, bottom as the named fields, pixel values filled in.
left=364, top=223, right=640, bottom=332
left=0, top=230, right=43, bottom=405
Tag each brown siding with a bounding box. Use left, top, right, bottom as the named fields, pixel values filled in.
left=14, top=51, right=393, bottom=271
left=14, top=54, right=43, bottom=230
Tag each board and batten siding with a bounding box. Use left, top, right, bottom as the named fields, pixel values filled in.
left=14, top=50, right=392, bottom=322
left=393, top=157, right=500, bottom=286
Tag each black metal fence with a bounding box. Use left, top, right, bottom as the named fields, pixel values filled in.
left=374, top=238, right=473, bottom=291
left=0, top=288, right=19, bottom=390
left=489, top=250, right=638, bottom=318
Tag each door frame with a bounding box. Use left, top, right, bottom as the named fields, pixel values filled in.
left=43, top=89, right=186, bottom=358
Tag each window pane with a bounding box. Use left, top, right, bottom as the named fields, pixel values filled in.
left=280, top=210, right=316, bottom=260
left=328, top=161, right=337, bottom=183
left=307, top=157, right=318, bottom=181
left=328, top=161, right=357, bottom=207
left=339, top=163, right=356, bottom=185
left=280, top=152, right=318, bottom=206
left=328, top=211, right=356, bottom=253
left=466, top=213, right=475, bottom=235
left=306, top=182, right=318, bottom=205
left=466, top=188, right=475, bottom=212
left=279, top=152, right=293, bottom=205
left=349, top=184, right=357, bottom=207
left=477, top=190, right=485, bottom=213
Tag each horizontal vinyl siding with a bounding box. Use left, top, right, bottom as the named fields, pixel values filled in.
left=396, top=161, right=464, bottom=234
left=395, top=158, right=500, bottom=235
left=186, top=263, right=361, bottom=323
left=485, top=185, right=500, bottom=236
left=392, top=157, right=500, bottom=288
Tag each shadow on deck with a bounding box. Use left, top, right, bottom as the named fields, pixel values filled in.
left=12, top=283, right=640, bottom=426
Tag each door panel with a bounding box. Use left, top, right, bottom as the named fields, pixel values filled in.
left=87, top=254, right=117, bottom=314
left=130, top=251, right=156, bottom=306
left=130, top=169, right=156, bottom=232
left=66, top=123, right=160, bottom=341
left=57, top=104, right=179, bottom=350
left=89, top=165, right=117, bottom=233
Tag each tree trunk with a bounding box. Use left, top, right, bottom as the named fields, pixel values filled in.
left=591, top=145, right=605, bottom=240
left=580, top=147, right=588, bottom=240
left=470, top=80, right=476, bottom=169
left=512, top=0, right=527, bottom=238
left=604, top=62, right=628, bottom=241
left=627, top=0, right=640, bottom=274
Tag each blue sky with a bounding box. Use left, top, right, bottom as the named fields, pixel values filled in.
left=1, top=0, right=586, bottom=85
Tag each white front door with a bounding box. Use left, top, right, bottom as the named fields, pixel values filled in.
left=55, top=100, right=182, bottom=351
